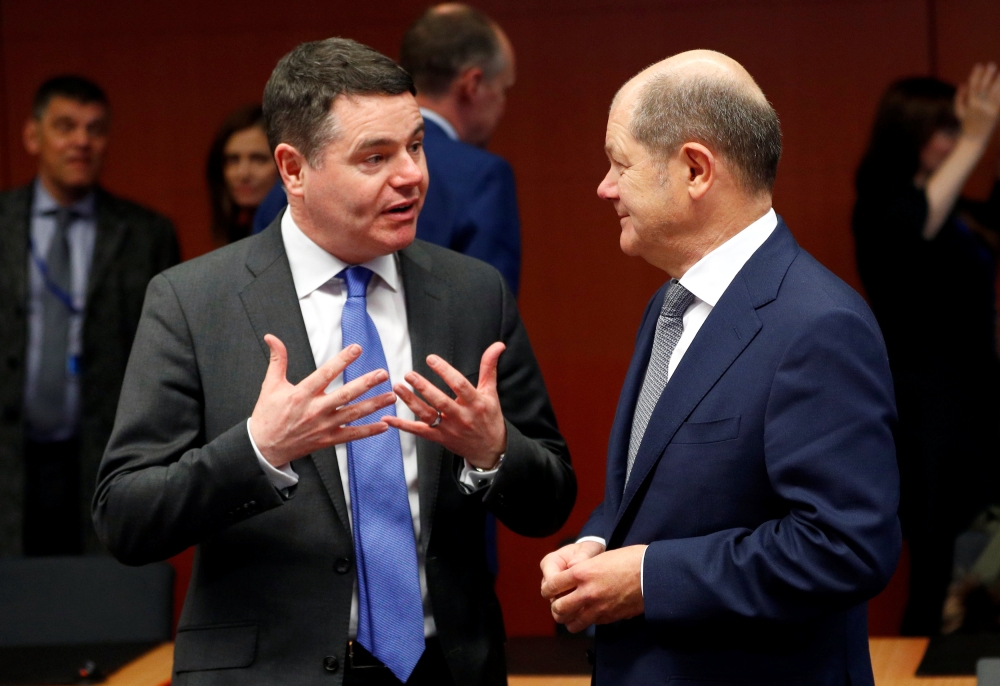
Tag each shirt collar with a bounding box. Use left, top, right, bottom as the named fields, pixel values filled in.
left=678, top=208, right=777, bottom=308
left=32, top=177, right=96, bottom=219
left=280, top=208, right=400, bottom=299
left=420, top=108, right=459, bottom=141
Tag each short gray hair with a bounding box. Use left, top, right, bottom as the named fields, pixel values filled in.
left=628, top=72, right=782, bottom=195
left=400, top=5, right=506, bottom=97
left=263, top=38, right=415, bottom=167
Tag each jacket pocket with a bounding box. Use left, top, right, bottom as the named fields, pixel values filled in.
left=672, top=416, right=741, bottom=444
left=174, top=622, right=257, bottom=673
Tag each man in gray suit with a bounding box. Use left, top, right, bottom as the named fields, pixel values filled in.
left=0, top=75, right=179, bottom=557
left=93, top=39, right=574, bottom=686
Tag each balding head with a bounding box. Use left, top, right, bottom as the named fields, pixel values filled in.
left=614, top=50, right=781, bottom=196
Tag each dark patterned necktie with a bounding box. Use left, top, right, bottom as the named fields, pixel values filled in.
left=625, top=279, right=695, bottom=485
left=27, top=207, right=76, bottom=435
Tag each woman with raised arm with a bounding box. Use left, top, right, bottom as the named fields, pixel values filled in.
left=853, top=64, right=1000, bottom=636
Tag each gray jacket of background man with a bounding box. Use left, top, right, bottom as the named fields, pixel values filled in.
left=92, top=219, right=576, bottom=686
left=0, top=183, right=179, bottom=555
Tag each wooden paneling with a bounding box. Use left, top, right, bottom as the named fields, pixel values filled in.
left=3, top=0, right=994, bottom=637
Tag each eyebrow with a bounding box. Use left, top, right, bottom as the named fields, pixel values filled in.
left=356, top=122, right=425, bottom=152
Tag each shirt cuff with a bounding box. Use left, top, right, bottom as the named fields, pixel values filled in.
left=458, top=458, right=499, bottom=493
left=247, top=418, right=298, bottom=490
left=576, top=536, right=606, bottom=548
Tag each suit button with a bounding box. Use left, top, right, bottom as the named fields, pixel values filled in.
left=334, top=557, right=351, bottom=574
left=323, top=656, right=339, bottom=672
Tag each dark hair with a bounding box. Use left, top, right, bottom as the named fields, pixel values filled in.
left=33, top=75, right=109, bottom=120
left=856, top=77, right=959, bottom=194
left=206, top=104, right=267, bottom=245
left=262, top=38, right=415, bottom=166
left=629, top=72, right=782, bottom=195
left=400, top=4, right=505, bottom=97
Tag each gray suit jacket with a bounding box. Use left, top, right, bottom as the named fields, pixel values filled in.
left=0, top=183, right=179, bottom=555
left=92, top=222, right=575, bottom=685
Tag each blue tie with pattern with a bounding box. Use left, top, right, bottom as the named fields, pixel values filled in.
left=338, top=266, right=425, bottom=681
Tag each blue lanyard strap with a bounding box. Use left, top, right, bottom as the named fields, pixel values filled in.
left=28, top=236, right=83, bottom=316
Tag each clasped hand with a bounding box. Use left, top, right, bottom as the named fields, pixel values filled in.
left=540, top=541, right=647, bottom=633
left=249, top=335, right=508, bottom=470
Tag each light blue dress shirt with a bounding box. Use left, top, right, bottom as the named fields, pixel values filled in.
left=23, top=179, right=97, bottom=442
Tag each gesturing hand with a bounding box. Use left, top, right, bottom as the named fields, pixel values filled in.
left=249, top=334, right=397, bottom=468
left=540, top=543, right=646, bottom=634
left=383, top=342, right=507, bottom=469
left=956, top=62, right=1000, bottom=142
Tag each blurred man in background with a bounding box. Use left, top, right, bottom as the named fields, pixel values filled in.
left=400, top=3, right=521, bottom=296
left=0, top=75, right=179, bottom=557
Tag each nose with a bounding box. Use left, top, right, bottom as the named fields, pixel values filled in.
left=597, top=167, right=618, bottom=200
left=391, top=152, right=425, bottom=188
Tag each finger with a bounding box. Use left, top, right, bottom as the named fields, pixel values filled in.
left=301, top=344, right=362, bottom=395
left=324, top=368, right=389, bottom=407
left=330, top=421, right=389, bottom=444
left=382, top=415, right=439, bottom=439
left=541, top=567, right=579, bottom=600
left=540, top=554, right=570, bottom=586
left=956, top=83, right=969, bottom=117
left=263, top=334, right=289, bottom=387
left=427, top=354, right=479, bottom=405
left=394, top=384, right=439, bottom=424
left=404, top=371, right=461, bottom=415
left=971, top=63, right=985, bottom=94
left=477, top=342, right=506, bottom=393
left=550, top=587, right=585, bottom=623
left=985, top=62, right=999, bottom=91
left=331, top=392, right=397, bottom=426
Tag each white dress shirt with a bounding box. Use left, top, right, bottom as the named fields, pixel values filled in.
left=419, top=108, right=459, bottom=141
left=579, top=209, right=778, bottom=592
left=247, top=209, right=435, bottom=637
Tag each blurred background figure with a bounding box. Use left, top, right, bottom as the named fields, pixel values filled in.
left=853, top=64, right=1000, bottom=636
left=206, top=104, right=277, bottom=246
left=0, top=75, right=179, bottom=557
left=401, top=3, right=521, bottom=295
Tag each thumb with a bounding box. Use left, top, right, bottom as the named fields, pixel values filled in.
left=478, top=341, right=506, bottom=393
left=263, top=334, right=289, bottom=387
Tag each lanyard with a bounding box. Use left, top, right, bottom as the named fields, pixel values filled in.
left=28, top=236, right=83, bottom=316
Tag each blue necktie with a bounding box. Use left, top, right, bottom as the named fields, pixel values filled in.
left=338, top=266, right=425, bottom=681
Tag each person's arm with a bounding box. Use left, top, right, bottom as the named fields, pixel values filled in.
left=924, top=62, right=1000, bottom=240
left=385, top=271, right=575, bottom=538
left=543, top=307, right=901, bottom=631
left=93, top=274, right=396, bottom=565
left=453, top=159, right=522, bottom=296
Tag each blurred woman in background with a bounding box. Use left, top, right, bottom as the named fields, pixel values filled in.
left=853, top=64, right=1000, bottom=636
left=206, top=104, right=277, bottom=246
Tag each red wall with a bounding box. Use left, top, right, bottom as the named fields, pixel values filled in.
left=2, top=0, right=999, bottom=637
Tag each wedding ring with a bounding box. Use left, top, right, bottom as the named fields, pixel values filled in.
left=429, top=410, right=442, bottom=428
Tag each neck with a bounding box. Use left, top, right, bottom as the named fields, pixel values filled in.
left=651, top=196, right=772, bottom=278
left=416, top=96, right=468, bottom=143
left=287, top=200, right=373, bottom=266
left=39, top=173, right=93, bottom=207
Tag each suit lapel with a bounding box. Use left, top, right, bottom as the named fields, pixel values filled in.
left=602, top=289, right=665, bottom=534
left=86, top=189, right=127, bottom=304
left=399, top=242, right=451, bottom=551
left=238, top=223, right=352, bottom=536
left=0, top=186, right=31, bottom=311
left=610, top=220, right=799, bottom=539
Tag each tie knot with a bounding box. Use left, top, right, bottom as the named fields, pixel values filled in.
left=47, top=207, right=78, bottom=233
left=338, top=266, right=374, bottom=299
left=660, top=279, right=695, bottom=319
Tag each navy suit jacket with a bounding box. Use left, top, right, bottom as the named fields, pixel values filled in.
left=580, top=219, right=901, bottom=686
left=417, top=118, right=521, bottom=295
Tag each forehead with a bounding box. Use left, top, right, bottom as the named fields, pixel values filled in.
left=331, top=93, right=422, bottom=142
left=42, top=96, right=108, bottom=121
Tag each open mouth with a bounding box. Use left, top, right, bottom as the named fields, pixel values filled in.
left=386, top=203, right=415, bottom=214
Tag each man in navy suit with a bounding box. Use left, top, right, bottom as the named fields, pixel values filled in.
left=540, top=50, right=901, bottom=685
left=400, top=3, right=521, bottom=295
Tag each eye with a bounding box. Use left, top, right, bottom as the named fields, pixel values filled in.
left=409, top=140, right=423, bottom=153
left=365, top=154, right=385, bottom=165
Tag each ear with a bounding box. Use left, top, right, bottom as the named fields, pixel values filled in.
left=23, top=118, right=40, bottom=156
left=274, top=143, right=308, bottom=198
left=680, top=142, right=715, bottom=200
left=453, top=66, right=486, bottom=103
